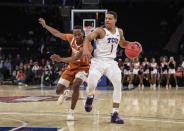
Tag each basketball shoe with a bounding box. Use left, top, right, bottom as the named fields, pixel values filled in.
left=111, top=112, right=124, bottom=124
left=67, top=109, right=75, bottom=121
left=57, top=89, right=72, bottom=105
left=85, top=95, right=94, bottom=112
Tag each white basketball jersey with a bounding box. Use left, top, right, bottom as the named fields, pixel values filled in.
left=93, top=28, right=120, bottom=59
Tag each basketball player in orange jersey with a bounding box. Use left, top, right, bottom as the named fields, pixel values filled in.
left=82, top=11, right=141, bottom=124
left=38, top=18, right=92, bottom=120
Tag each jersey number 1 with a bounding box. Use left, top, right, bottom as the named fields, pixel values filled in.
left=110, top=45, right=113, bottom=53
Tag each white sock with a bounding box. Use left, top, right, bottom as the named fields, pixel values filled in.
left=112, top=108, right=119, bottom=113
left=88, top=95, right=94, bottom=98
left=69, top=109, right=74, bottom=114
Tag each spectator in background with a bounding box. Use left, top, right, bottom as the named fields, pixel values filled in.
left=3, top=58, right=12, bottom=80
left=150, top=57, right=158, bottom=90
left=32, top=61, right=41, bottom=84
left=131, top=57, right=143, bottom=90
left=182, top=59, right=184, bottom=69
left=0, top=48, right=4, bottom=83
left=29, top=59, right=34, bottom=68
left=12, top=54, right=21, bottom=69
left=181, top=60, right=184, bottom=83
left=16, top=69, right=26, bottom=85
left=142, top=57, right=150, bottom=86
left=118, top=58, right=123, bottom=71
left=42, top=60, right=53, bottom=86
left=11, top=65, right=19, bottom=84
left=159, top=57, right=169, bottom=89
left=168, top=56, right=178, bottom=89
left=32, top=62, right=39, bottom=74
left=24, top=64, right=34, bottom=85
left=122, top=58, right=132, bottom=89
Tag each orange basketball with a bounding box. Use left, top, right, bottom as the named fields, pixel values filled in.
left=125, top=43, right=142, bottom=59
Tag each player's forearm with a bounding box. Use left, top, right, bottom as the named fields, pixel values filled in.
left=59, top=54, right=81, bottom=63
left=44, top=25, right=63, bottom=38
left=58, top=57, right=74, bottom=63
left=119, top=40, right=129, bottom=48
left=83, top=37, right=92, bottom=50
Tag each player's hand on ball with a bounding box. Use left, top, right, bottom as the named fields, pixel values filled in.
left=130, top=41, right=142, bottom=52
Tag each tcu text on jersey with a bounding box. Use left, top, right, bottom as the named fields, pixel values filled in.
left=107, top=37, right=118, bottom=44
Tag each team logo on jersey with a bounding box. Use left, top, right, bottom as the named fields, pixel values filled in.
left=107, top=37, right=118, bottom=44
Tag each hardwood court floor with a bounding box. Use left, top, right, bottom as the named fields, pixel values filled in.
left=0, top=85, right=184, bottom=131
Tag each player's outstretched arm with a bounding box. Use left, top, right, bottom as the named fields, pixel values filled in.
left=50, top=51, right=82, bottom=63
left=38, top=18, right=65, bottom=40
left=82, top=28, right=102, bottom=62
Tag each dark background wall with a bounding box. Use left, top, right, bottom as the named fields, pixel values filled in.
left=0, top=0, right=184, bottom=61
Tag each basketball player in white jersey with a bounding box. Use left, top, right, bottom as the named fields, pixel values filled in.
left=82, top=11, right=141, bottom=124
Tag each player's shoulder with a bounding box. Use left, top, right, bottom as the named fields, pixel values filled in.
left=117, top=28, right=124, bottom=34
left=64, top=33, right=74, bottom=38
left=94, top=27, right=107, bottom=36
left=63, top=34, right=74, bottom=41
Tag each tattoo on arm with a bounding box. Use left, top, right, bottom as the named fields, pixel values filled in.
left=118, top=28, right=129, bottom=48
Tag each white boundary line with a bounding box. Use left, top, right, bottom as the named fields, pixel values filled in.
left=0, top=112, right=184, bottom=124
left=0, top=117, right=27, bottom=131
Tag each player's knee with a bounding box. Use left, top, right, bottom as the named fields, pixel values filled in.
left=115, top=86, right=122, bottom=93
left=56, top=87, right=61, bottom=95
left=112, top=79, right=122, bottom=92
left=86, top=80, right=96, bottom=94
left=72, top=79, right=82, bottom=92
left=112, top=77, right=121, bottom=85
left=56, top=84, right=65, bottom=94
left=87, top=80, right=97, bottom=90
left=86, top=72, right=100, bottom=94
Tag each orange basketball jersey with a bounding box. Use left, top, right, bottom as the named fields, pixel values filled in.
left=61, top=34, right=89, bottom=82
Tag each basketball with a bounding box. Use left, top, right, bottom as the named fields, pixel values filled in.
left=125, top=43, right=142, bottom=59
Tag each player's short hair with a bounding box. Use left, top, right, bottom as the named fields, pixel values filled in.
left=107, top=11, right=118, bottom=19
left=73, top=25, right=85, bottom=35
